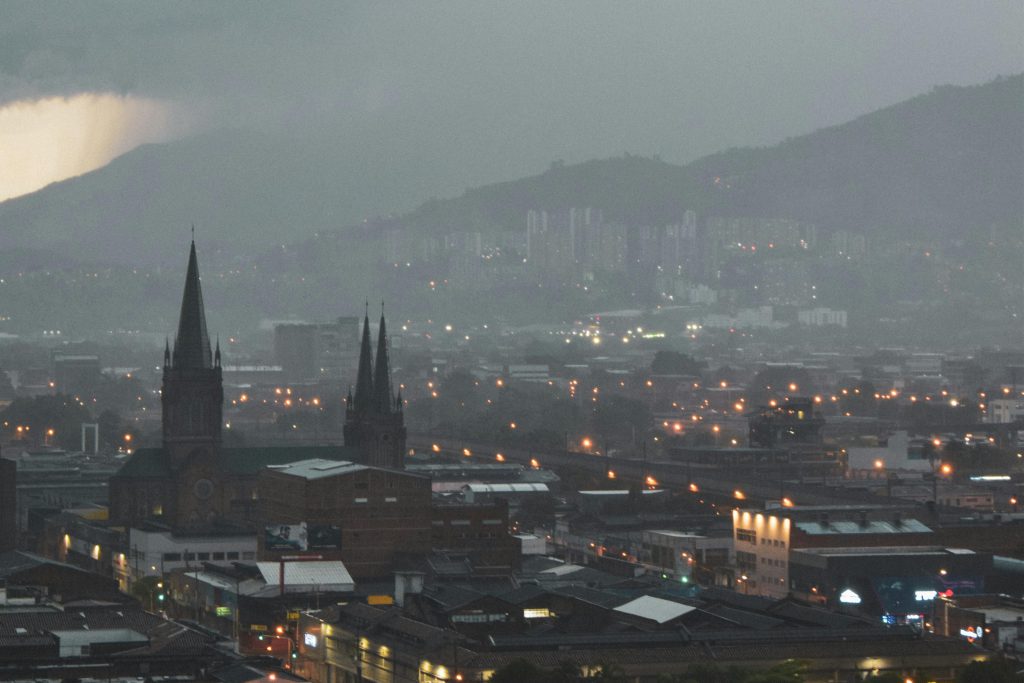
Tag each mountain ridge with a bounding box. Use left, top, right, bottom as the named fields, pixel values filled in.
left=390, top=74, right=1022, bottom=241
left=0, top=75, right=1019, bottom=268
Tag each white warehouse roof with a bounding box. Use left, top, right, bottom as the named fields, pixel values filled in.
left=256, top=560, right=355, bottom=594
left=614, top=595, right=696, bottom=624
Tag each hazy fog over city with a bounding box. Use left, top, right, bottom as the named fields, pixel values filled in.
left=1, top=3, right=1023, bottom=682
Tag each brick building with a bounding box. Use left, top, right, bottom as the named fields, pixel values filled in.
left=257, top=459, right=433, bottom=579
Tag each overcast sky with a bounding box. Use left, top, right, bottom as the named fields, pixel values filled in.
left=1, top=1, right=1022, bottom=203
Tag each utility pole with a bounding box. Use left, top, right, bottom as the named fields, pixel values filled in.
left=233, top=573, right=241, bottom=651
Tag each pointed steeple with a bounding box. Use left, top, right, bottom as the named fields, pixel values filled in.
left=214, top=337, right=221, bottom=368
left=164, top=338, right=171, bottom=368
left=352, top=303, right=374, bottom=414
left=373, top=303, right=394, bottom=414
left=172, top=241, right=212, bottom=369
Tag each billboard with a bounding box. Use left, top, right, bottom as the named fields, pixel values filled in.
left=264, top=522, right=308, bottom=551
left=307, top=524, right=342, bottom=550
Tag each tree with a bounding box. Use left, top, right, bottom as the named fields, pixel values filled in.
left=957, top=659, right=1023, bottom=683
left=489, top=659, right=547, bottom=683
left=660, top=661, right=807, bottom=683
left=592, top=395, right=651, bottom=446
left=651, top=351, right=704, bottom=376
left=0, top=394, right=93, bottom=450
left=130, top=576, right=165, bottom=611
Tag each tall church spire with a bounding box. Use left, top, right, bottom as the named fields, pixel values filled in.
left=373, top=303, right=394, bottom=414
left=352, top=303, right=374, bottom=414
left=344, top=301, right=406, bottom=470
left=172, top=241, right=212, bottom=369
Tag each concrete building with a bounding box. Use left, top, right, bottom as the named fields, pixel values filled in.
left=731, top=509, right=791, bottom=599
left=846, top=431, right=933, bottom=473
left=789, top=545, right=992, bottom=623
left=987, top=398, right=1024, bottom=424
left=0, top=457, right=15, bottom=551
left=114, top=525, right=257, bottom=590
left=274, top=317, right=359, bottom=382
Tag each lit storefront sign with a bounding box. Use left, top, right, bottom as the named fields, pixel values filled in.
left=959, top=625, right=983, bottom=640
left=839, top=589, right=862, bottom=604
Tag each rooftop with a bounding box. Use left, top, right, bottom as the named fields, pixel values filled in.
left=255, top=560, right=354, bottom=592
left=613, top=595, right=697, bottom=624
left=265, top=458, right=366, bottom=480
left=113, top=445, right=362, bottom=479
left=794, top=519, right=931, bottom=535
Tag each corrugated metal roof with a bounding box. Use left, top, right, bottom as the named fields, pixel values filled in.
left=614, top=595, right=696, bottom=624
left=256, top=561, right=354, bottom=591
left=795, top=519, right=931, bottom=535
left=463, top=483, right=549, bottom=493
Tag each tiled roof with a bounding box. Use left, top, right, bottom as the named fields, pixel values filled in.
left=0, top=605, right=212, bottom=656
left=111, top=448, right=171, bottom=478
left=464, top=633, right=979, bottom=670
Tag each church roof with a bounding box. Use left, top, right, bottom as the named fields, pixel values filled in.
left=352, top=311, right=375, bottom=413
left=373, top=313, right=394, bottom=414
left=112, top=445, right=362, bottom=479
left=172, top=241, right=213, bottom=369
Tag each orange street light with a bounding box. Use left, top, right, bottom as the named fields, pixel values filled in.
left=734, top=489, right=746, bottom=500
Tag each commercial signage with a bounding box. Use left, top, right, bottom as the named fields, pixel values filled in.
left=251, top=624, right=268, bottom=632
left=308, top=524, right=342, bottom=550
left=265, top=523, right=308, bottom=551
left=215, top=606, right=232, bottom=617
left=914, top=590, right=938, bottom=601
left=287, top=611, right=300, bottom=621
left=959, top=625, right=983, bottom=640
left=839, top=588, right=862, bottom=605
left=304, top=633, right=318, bottom=648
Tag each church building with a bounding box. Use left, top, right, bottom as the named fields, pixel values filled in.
left=109, top=242, right=406, bottom=532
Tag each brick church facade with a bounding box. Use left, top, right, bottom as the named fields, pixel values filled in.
left=109, top=242, right=406, bottom=532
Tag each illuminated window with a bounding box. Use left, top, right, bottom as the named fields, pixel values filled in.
left=523, top=608, right=551, bottom=619
left=736, top=528, right=757, bottom=544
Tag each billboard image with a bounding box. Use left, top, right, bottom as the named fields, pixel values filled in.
left=264, top=522, right=308, bottom=551
left=308, top=524, right=342, bottom=550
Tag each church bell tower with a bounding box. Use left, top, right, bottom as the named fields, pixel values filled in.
left=162, top=240, right=223, bottom=471
left=344, top=306, right=406, bottom=469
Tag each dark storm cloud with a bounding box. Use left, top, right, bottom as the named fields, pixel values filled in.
left=2, top=1, right=1022, bottom=198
